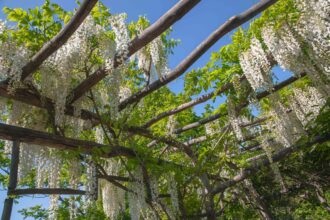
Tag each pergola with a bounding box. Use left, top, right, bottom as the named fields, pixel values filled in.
left=0, top=0, right=329, bottom=219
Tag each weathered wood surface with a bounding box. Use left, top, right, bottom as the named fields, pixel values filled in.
left=1, top=140, right=20, bottom=220
left=0, top=123, right=135, bottom=158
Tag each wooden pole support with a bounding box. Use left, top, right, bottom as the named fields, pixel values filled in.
left=1, top=140, right=20, bottom=220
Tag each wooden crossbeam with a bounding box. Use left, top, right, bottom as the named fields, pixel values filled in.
left=0, top=123, right=135, bottom=158
left=118, top=0, right=279, bottom=111
left=20, top=0, right=99, bottom=80
left=68, top=0, right=201, bottom=104
left=0, top=123, right=183, bottom=170
left=98, top=174, right=131, bottom=182
left=10, top=188, right=86, bottom=196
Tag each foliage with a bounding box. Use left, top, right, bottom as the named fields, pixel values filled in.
left=0, top=0, right=329, bottom=219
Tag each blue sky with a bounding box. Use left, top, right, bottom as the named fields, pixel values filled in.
left=0, top=0, right=292, bottom=219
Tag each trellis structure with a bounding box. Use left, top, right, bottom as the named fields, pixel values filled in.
left=0, top=0, right=329, bottom=219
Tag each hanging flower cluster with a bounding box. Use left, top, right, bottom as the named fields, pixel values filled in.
left=128, top=166, right=147, bottom=220
left=262, top=24, right=329, bottom=97
left=205, top=120, right=225, bottom=136
left=17, top=144, right=37, bottom=181
left=4, top=102, right=24, bottom=153
left=261, top=137, right=287, bottom=193
left=205, top=123, right=216, bottom=136
left=166, top=115, right=177, bottom=137
left=298, top=0, right=330, bottom=19
left=69, top=159, right=81, bottom=190
left=39, top=15, right=110, bottom=126
left=135, top=46, right=150, bottom=71
left=227, top=98, right=244, bottom=141
left=101, top=179, right=126, bottom=219
left=70, top=102, right=87, bottom=138
left=15, top=143, right=64, bottom=220
left=131, top=32, right=170, bottom=83
left=0, top=21, right=30, bottom=93
left=258, top=85, right=327, bottom=192
left=128, top=21, right=152, bottom=82
left=48, top=152, right=61, bottom=220
left=265, top=93, right=305, bottom=148
left=95, top=126, right=105, bottom=144
left=110, top=13, right=130, bottom=64
left=49, top=194, right=59, bottom=220
left=239, top=37, right=272, bottom=91
left=150, top=37, right=162, bottom=68
left=295, top=0, right=330, bottom=79
left=36, top=150, right=62, bottom=190
left=119, top=86, right=132, bottom=102
left=69, top=197, right=78, bottom=220
left=0, top=20, right=5, bottom=33
left=290, top=87, right=326, bottom=126
left=149, top=175, right=159, bottom=202
left=108, top=68, right=123, bottom=118
left=167, top=173, right=180, bottom=219
left=85, top=160, right=98, bottom=206
left=262, top=25, right=304, bottom=75
left=68, top=159, right=81, bottom=219
left=3, top=101, right=64, bottom=192
left=101, top=159, right=125, bottom=219
left=150, top=36, right=170, bottom=79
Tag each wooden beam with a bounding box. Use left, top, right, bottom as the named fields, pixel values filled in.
left=97, top=174, right=131, bottom=182
left=174, top=112, right=224, bottom=134
left=68, top=0, right=201, bottom=104
left=1, top=140, right=20, bottom=220
left=185, top=135, right=208, bottom=146
left=211, top=134, right=330, bottom=195
left=20, top=0, right=99, bottom=80
left=0, top=123, right=135, bottom=158
left=10, top=188, right=86, bottom=196
left=118, top=0, right=279, bottom=110
left=0, top=123, right=182, bottom=168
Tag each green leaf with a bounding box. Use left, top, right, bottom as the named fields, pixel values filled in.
left=63, top=14, right=71, bottom=24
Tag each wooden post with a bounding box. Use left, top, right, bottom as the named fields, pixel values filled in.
left=1, top=140, right=20, bottom=220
